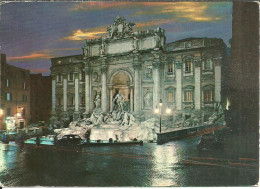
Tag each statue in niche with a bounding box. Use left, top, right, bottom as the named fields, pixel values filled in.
left=113, top=91, right=125, bottom=112
left=94, top=93, right=101, bottom=109
left=144, top=89, right=153, bottom=109
left=100, top=41, right=106, bottom=56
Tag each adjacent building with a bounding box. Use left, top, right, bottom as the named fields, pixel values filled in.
left=30, top=73, right=52, bottom=124
left=51, top=17, right=229, bottom=124
left=0, top=54, right=31, bottom=129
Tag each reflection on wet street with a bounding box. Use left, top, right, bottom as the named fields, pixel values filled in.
left=0, top=133, right=258, bottom=187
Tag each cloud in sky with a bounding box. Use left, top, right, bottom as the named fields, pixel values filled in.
left=70, top=2, right=229, bottom=22
left=2, top=2, right=231, bottom=75
left=62, top=19, right=173, bottom=41
left=69, top=2, right=137, bottom=12
left=7, top=53, right=51, bottom=61
left=61, top=26, right=108, bottom=41
left=7, top=47, right=81, bottom=61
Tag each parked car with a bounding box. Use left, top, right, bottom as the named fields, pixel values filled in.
left=56, top=134, right=83, bottom=146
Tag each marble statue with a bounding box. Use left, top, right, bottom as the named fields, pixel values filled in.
left=83, top=48, right=88, bottom=57
left=128, top=113, right=136, bottom=126
left=113, top=91, right=125, bottom=112
left=120, top=112, right=129, bottom=126
left=94, top=93, right=101, bottom=109
left=144, top=89, right=153, bottom=109
left=133, top=37, right=139, bottom=51
left=107, top=16, right=135, bottom=39
left=100, top=41, right=106, bottom=55
left=94, top=114, right=104, bottom=126
left=107, top=23, right=118, bottom=38
left=154, top=33, right=161, bottom=48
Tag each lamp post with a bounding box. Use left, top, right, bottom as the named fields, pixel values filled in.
left=154, top=99, right=171, bottom=133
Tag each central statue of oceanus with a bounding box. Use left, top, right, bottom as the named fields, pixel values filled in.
left=113, top=91, right=125, bottom=112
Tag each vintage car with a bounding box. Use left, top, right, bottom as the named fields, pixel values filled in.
left=56, top=134, right=83, bottom=146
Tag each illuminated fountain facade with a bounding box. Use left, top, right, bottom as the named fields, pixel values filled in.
left=50, top=17, right=229, bottom=128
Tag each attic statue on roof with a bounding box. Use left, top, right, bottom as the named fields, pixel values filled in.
left=107, top=16, right=135, bottom=39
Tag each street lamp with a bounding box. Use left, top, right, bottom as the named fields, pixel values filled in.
left=0, top=109, right=3, bottom=116
left=154, top=99, right=171, bottom=133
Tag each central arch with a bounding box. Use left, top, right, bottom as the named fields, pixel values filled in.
left=109, top=69, right=133, bottom=112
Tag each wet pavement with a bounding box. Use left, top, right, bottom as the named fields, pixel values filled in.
left=0, top=132, right=258, bottom=187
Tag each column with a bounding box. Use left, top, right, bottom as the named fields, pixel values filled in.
left=194, top=60, right=201, bottom=109
left=214, top=58, right=222, bottom=102
left=51, top=75, right=56, bottom=113
left=101, top=60, right=107, bottom=113
left=152, top=62, right=161, bottom=109
left=130, top=87, right=134, bottom=112
left=133, top=63, right=141, bottom=111
left=74, top=72, right=79, bottom=112
left=176, top=61, right=183, bottom=110
left=108, top=86, right=113, bottom=112
left=62, top=73, right=68, bottom=112
left=84, top=67, right=91, bottom=116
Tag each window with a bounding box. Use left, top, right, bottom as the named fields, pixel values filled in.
left=6, top=108, right=11, bottom=116
left=69, top=97, right=74, bottom=105
left=57, top=74, right=62, bottom=83
left=185, top=61, right=192, bottom=73
left=168, top=64, right=173, bottom=74
left=22, top=108, right=26, bottom=116
left=6, top=93, right=12, bottom=101
left=23, top=82, right=26, bottom=90
left=184, top=91, right=193, bottom=102
left=69, top=72, right=74, bottom=81
left=168, top=92, right=173, bottom=103
left=185, top=42, right=191, bottom=48
left=204, top=59, right=212, bottom=70
left=204, top=90, right=213, bottom=102
left=58, top=97, right=62, bottom=106
left=22, top=71, right=25, bottom=78
left=81, top=71, right=85, bottom=81
left=22, top=95, right=27, bottom=102
left=81, top=96, right=85, bottom=105
left=6, top=79, right=9, bottom=87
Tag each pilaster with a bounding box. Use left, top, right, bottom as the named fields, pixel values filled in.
left=175, top=60, right=183, bottom=110
left=74, top=72, right=79, bottom=112
left=133, top=54, right=142, bottom=112
left=51, top=74, right=56, bottom=114
left=100, top=58, right=108, bottom=113
left=62, top=73, right=68, bottom=112
left=213, top=57, right=222, bottom=102
left=194, top=59, right=202, bottom=109
left=83, top=66, right=92, bottom=117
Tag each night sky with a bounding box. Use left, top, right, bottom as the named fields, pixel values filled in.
left=1, top=2, right=232, bottom=76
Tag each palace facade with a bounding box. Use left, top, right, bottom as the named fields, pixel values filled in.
left=50, top=17, right=229, bottom=124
